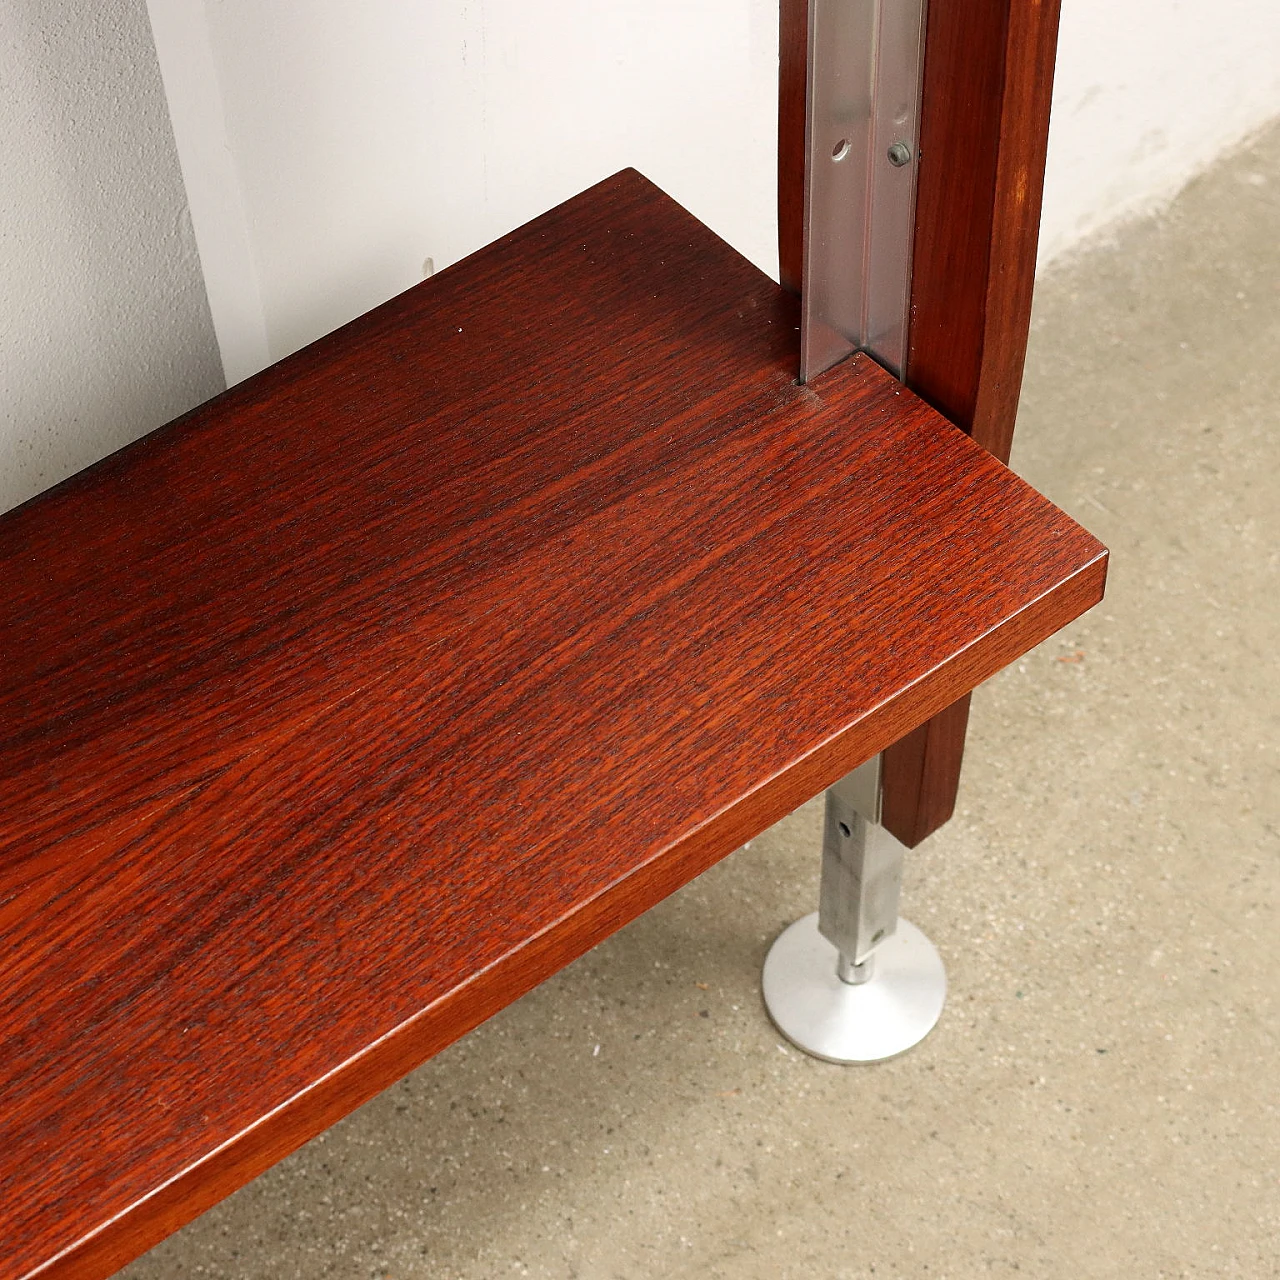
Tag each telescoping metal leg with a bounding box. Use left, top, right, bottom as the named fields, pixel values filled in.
left=762, top=756, right=946, bottom=1062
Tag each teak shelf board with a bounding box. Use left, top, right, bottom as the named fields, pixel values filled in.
left=0, top=169, right=1105, bottom=1280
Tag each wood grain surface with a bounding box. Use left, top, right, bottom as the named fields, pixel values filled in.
left=777, top=0, right=808, bottom=295
left=885, top=0, right=1066, bottom=845
left=776, top=0, right=1067, bottom=846
left=909, top=0, right=1064, bottom=464
left=0, top=169, right=1104, bottom=1280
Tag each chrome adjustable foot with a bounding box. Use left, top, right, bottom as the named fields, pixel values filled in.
left=763, top=912, right=946, bottom=1063
left=762, top=758, right=946, bottom=1063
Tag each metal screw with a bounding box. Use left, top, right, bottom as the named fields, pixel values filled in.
left=886, top=141, right=913, bottom=167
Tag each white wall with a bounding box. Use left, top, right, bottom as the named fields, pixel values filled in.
left=151, top=0, right=1280, bottom=382
left=1040, top=0, right=1280, bottom=264
left=150, top=0, right=779, bottom=376
left=0, top=0, right=223, bottom=515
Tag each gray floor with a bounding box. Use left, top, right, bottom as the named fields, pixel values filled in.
left=123, top=123, right=1280, bottom=1280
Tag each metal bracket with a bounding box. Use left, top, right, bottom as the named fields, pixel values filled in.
left=800, top=0, right=927, bottom=382
left=762, top=756, right=946, bottom=1063
left=818, top=756, right=901, bottom=968
left=760, top=0, right=941, bottom=1065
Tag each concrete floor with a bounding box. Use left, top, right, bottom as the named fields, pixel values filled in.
left=122, top=122, right=1280, bottom=1280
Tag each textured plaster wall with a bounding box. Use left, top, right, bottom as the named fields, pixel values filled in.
left=147, top=0, right=779, bottom=375
left=0, top=0, right=223, bottom=515
left=1039, top=0, right=1280, bottom=264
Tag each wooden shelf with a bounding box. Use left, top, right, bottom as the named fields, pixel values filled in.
left=0, top=169, right=1105, bottom=1279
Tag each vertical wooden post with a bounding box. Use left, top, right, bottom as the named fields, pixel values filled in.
left=777, top=0, right=1065, bottom=846
left=777, top=0, right=808, bottom=296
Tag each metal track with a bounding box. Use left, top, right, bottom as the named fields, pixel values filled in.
left=800, top=0, right=927, bottom=382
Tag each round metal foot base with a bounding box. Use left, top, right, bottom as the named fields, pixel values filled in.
left=762, top=913, right=946, bottom=1063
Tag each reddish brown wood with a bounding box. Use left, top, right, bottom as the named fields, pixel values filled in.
left=909, top=0, right=1063, bottom=463
left=775, top=0, right=1067, bottom=847
left=880, top=695, right=972, bottom=843
left=0, top=170, right=1104, bottom=1280
left=778, top=0, right=807, bottom=294
left=885, top=0, right=1065, bottom=846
